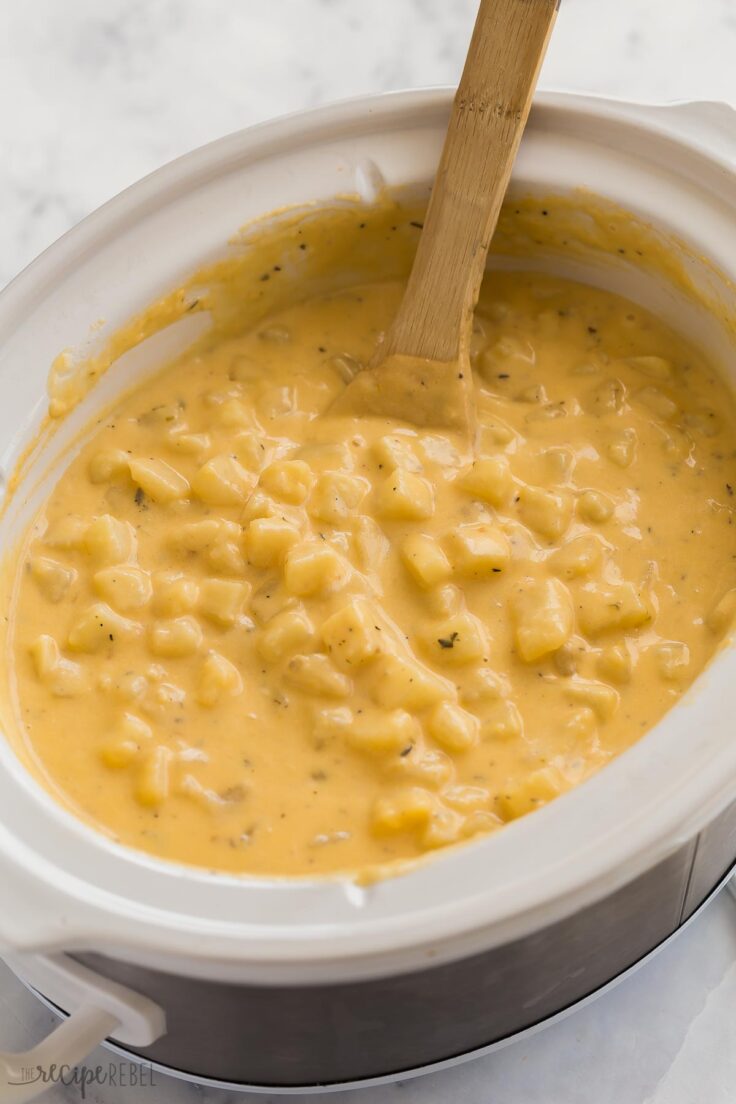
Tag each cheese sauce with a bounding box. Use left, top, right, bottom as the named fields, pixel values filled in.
left=7, top=212, right=736, bottom=877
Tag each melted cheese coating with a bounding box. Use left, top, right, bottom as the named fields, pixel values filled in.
left=8, top=267, right=736, bottom=877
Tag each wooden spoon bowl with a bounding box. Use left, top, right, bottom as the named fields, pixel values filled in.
left=333, top=0, right=559, bottom=438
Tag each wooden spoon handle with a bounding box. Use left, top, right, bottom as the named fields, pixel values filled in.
left=384, top=0, right=559, bottom=364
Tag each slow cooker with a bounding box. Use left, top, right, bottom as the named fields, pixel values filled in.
left=0, top=89, right=735, bottom=1098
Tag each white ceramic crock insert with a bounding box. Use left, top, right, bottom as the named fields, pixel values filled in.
left=0, top=91, right=735, bottom=1086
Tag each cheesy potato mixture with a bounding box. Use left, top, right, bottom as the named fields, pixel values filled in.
left=8, top=234, right=736, bottom=876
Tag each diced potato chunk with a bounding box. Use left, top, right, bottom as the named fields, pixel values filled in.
left=461, top=666, right=507, bottom=703
left=480, top=698, right=523, bottom=741
left=30, top=635, right=89, bottom=697
left=683, top=409, right=721, bottom=438
left=586, top=377, right=626, bottom=415
left=148, top=615, right=203, bottom=658
left=233, top=431, right=268, bottom=472
left=88, top=448, right=130, bottom=484
left=577, top=489, right=614, bottom=524
left=206, top=540, right=246, bottom=577
left=400, top=533, right=452, bottom=589
left=99, top=737, right=140, bottom=772
left=284, top=542, right=348, bottom=597
left=217, top=399, right=251, bottom=429
left=177, top=774, right=228, bottom=807
left=29, top=634, right=89, bottom=697
left=461, top=810, right=502, bottom=839
left=45, top=515, right=89, bottom=552
left=250, top=578, right=297, bottom=624
left=389, top=746, right=452, bottom=788
left=445, top=523, right=510, bottom=577
left=549, top=534, right=602, bottom=579
left=512, top=576, right=573, bottom=662
left=606, top=428, right=637, bottom=468
left=166, top=430, right=211, bottom=457
left=424, top=583, right=464, bottom=618
left=98, top=671, right=148, bottom=702
left=422, top=807, right=465, bottom=850
left=199, top=578, right=249, bottom=626
left=563, top=706, right=597, bottom=743
left=197, top=651, right=243, bottom=706
left=153, top=572, right=199, bottom=616
left=83, top=516, right=137, bottom=565
left=308, top=473, right=369, bottom=523
left=29, top=634, right=61, bottom=678
left=373, top=434, right=422, bottom=473
left=371, top=787, right=434, bottom=834
left=240, top=491, right=281, bottom=523
left=68, top=603, right=141, bottom=653
left=135, top=745, right=172, bottom=808
left=93, top=565, right=152, bottom=611
left=577, top=582, right=651, bottom=636
left=375, top=470, right=434, bottom=521
left=419, top=434, right=461, bottom=467
left=427, top=700, right=479, bottom=751
left=174, top=518, right=241, bottom=552
left=627, top=355, right=672, bottom=380
left=457, top=455, right=512, bottom=506
left=656, top=641, right=690, bottom=681
left=29, top=556, right=77, bottom=603
left=635, top=385, right=679, bottom=421
left=119, top=712, right=153, bottom=743
left=419, top=612, right=488, bottom=666
left=351, top=516, right=390, bottom=572
left=285, top=653, right=352, bottom=697
left=312, top=705, right=354, bottom=741
left=516, top=383, right=547, bottom=404
left=566, top=678, right=619, bottom=719
left=295, top=441, right=353, bottom=473
left=101, top=713, right=152, bottom=766
left=346, top=709, right=419, bottom=755
left=321, top=598, right=385, bottom=670
left=371, top=654, right=454, bottom=711
left=100, top=737, right=140, bottom=769
left=259, top=459, right=314, bottom=504
left=443, top=784, right=491, bottom=811
left=541, top=448, right=574, bottom=482
left=257, top=384, right=295, bottom=419
left=596, top=644, right=632, bottom=684
left=243, top=516, right=300, bottom=568
left=497, top=766, right=565, bottom=821
left=480, top=334, right=536, bottom=380
left=129, top=457, right=189, bottom=503
left=258, top=607, right=315, bottom=663
left=518, top=485, right=572, bottom=541
left=192, top=454, right=256, bottom=505
left=553, top=642, right=578, bottom=677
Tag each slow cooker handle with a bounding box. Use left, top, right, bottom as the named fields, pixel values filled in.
left=593, top=97, right=736, bottom=165
left=0, top=953, right=165, bottom=1104
left=648, top=100, right=736, bottom=163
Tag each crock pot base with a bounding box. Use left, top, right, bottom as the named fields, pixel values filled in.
left=24, top=866, right=735, bottom=1096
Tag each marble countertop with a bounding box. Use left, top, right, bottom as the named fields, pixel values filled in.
left=1, top=0, right=735, bottom=1101
left=1, top=0, right=736, bottom=290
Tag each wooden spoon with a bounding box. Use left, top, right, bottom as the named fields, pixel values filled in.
left=332, top=0, right=559, bottom=437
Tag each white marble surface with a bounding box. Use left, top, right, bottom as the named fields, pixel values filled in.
left=1, top=0, right=736, bottom=290
left=1, top=0, right=736, bottom=1101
